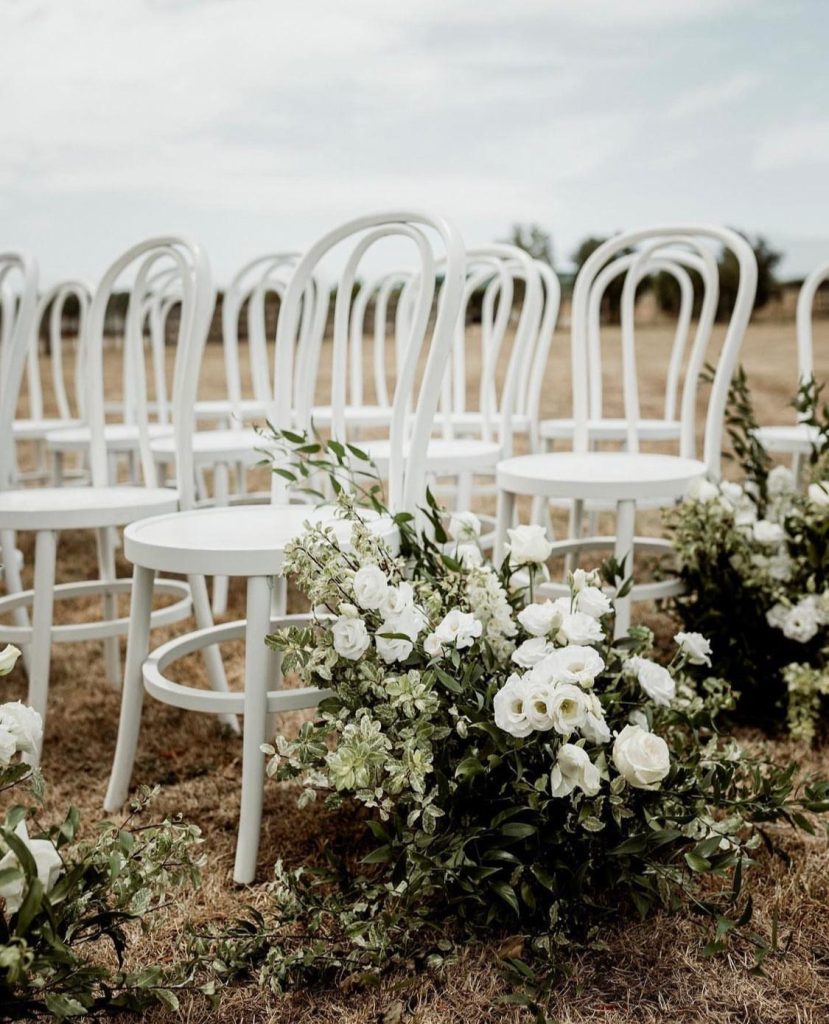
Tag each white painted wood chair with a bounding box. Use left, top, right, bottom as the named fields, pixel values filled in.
left=495, top=225, right=757, bottom=636
left=754, top=260, right=829, bottom=472
left=104, top=211, right=466, bottom=883
left=0, top=240, right=233, bottom=756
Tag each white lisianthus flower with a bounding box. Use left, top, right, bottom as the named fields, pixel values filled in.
left=612, top=724, right=670, bottom=790
left=506, top=524, right=553, bottom=566
left=627, top=656, right=675, bottom=707
left=0, top=702, right=43, bottom=756
left=582, top=693, right=612, bottom=744
left=550, top=743, right=602, bottom=798
left=434, top=609, right=483, bottom=650
left=768, top=464, right=795, bottom=495
left=456, top=543, right=483, bottom=568
left=575, top=586, right=612, bottom=619
left=423, top=633, right=443, bottom=658
left=780, top=597, right=821, bottom=644
left=674, top=631, right=712, bottom=667
left=0, top=726, right=16, bottom=764
left=352, top=565, right=389, bottom=611
left=511, top=636, right=555, bottom=668
left=688, top=477, right=719, bottom=503
left=522, top=679, right=557, bottom=732
left=752, top=519, right=784, bottom=546
left=766, top=603, right=788, bottom=630
left=0, top=820, right=63, bottom=914
left=719, top=480, right=744, bottom=508
left=808, top=481, right=829, bottom=508
left=558, top=611, right=604, bottom=646
left=548, top=645, right=605, bottom=688
left=448, top=511, right=481, bottom=540
left=547, top=683, right=590, bottom=737
left=331, top=614, right=370, bottom=661
left=375, top=606, right=426, bottom=664
left=380, top=582, right=416, bottom=618
left=493, top=674, right=533, bottom=738
left=517, top=599, right=567, bottom=638
left=570, top=568, right=601, bottom=593
left=0, top=645, right=21, bottom=676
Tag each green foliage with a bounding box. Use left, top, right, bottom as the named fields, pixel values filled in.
left=505, top=224, right=554, bottom=266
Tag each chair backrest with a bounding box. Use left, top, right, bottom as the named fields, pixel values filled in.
left=38, top=282, right=91, bottom=422
left=0, top=254, right=40, bottom=490
left=82, top=237, right=214, bottom=509
left=570, top=226, right=756, bottom=477
left=795, top=260, right=829, bottom=387
left=271, top=211, right=466, bottom=515
left=518, top=260, right=561, bottom=450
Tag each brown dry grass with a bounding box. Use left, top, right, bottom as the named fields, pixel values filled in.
left=4, top=319, right=829, bottom=1022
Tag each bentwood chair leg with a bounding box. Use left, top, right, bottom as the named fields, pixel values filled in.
left=188, top=573, right=240, bottom=735
left=565, top=499, right=584, bottom=576
left=613, top=499, right=636, bottom=639
left=95, top=527, right=122, bottom=688
left=104, top=564, right=155, bottom=812
left=211, top=461, right=230, bottom=616
left=0, top=527, right=31, bottom=674
left=27, top=529, right=58, bottom=762
left=234, top=574, right=272, bottom=884
left=495, top=489, right=515, bottom=565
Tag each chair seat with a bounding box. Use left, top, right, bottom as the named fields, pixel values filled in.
left=124, top=504, right=397, bottom=576
left=497, top=451, right=706, bottom=501
left=150, top=428, right=262, bottom=464
left=13, top=417, right=82, bottom=441
left=46, top=423, right=174, bottom=453
left=754, top=423, right=819, bottom=454
left=539, top=417, right=681, bottom=443
left=363, top=437, right=502, bottom=474
left=194, top=398, right=267, bottom=422
left=311, top=404, right=394, bottom=428
left=0, top=486, right=178, bottom=530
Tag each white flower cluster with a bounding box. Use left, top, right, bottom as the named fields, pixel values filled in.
left=767, top=593, right=829, bottom=644
left=0, top=646, right=42, bottom=764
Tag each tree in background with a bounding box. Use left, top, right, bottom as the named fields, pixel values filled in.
left=506, top=223, right=554, bottom=265
left=570, top=235, right=633, bottom=323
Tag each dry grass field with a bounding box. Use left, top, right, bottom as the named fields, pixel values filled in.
left=4, top=318, right=829, bottom=1022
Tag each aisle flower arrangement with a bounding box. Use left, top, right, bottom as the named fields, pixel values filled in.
left=669, top=374, right=829, bottom=739
left=0, top=645, right=205, bottom=1020
left=190, top=431, right=829, bottom=997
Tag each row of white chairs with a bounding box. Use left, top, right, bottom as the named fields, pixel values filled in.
left=4, top=212, right=816, bottom=884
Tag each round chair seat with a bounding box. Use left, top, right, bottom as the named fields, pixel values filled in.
left=0, top=486, right=178, bottom=530
left=47, top=423, right=174, bottom=453
left=754, top=423, right=819, bottom=454
left=311, top=404, right=394, bottom=429
left=150, top=428, right=262, bottom=465
left=363, top=437, right=502, bottom=474
left=194, top=398, right=267, bottom=422
left=124, top=503, right=397, bottom=577
left=13, top=417, right=82, bottom=441
left=497, top=451, right=706, bottom=501
left=539, top=417, right=681, bottom=443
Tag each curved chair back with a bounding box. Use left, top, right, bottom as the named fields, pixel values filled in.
left=37, top=281, right=91, bottom=422
left=571, top=226, right=757, bottom=477
left=519, top=260, right=561, bottom=451
left=271, top=211, right=466, bottom=515
left=795, top=260, right=829, bottom=387
left=0, top=255, right=40, bottom=489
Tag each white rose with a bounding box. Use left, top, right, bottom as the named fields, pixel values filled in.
left=375, top=606, right=425, bottom=664
left=511, top=637, right=555, bottom=668
left=612, top=724, right=670, bottom=790
left=456, top=543, right=483, bottom=568
left=0, top=645, right=21, bottom=676
left=575, top=586, right=612, bottom=619
left=547, top=645, right=605, bottom=688
left=0, top=702, right=43, bottom=756
left=0, top=727, right=16, bottom=765
left=674, top=631, right=712, bottom=667
left=688, top=477, right=719, bottom=503
left=550, top=743, right=602, bottom=798
left=582, top=693, right=611, bottom=744
left=434, top=609, right=483, bottom=650
left=768, top=465, right=795, bottom=496
left=627, top=656, right=675, bottom=707
left=781, top=598, right=820, bottom=644
left=493, top=674, right=533, bottom=738
left=448, top=511, right=481, bottom=540
left=547, top=682, right=590, bottom=737
left=558, top=611, right=604, bottom=646
left=423, top=633, right=443, bottom=658
left=752, top=519, right=784, bottom=546
left=506, top=524, right=553, bottom=566
left=570, top=568, right=601, bottom=593
left=352, top=565, right=389, bottom=611
left=380, top=582, right=416, bottom=618
left=808, top=481, right=829, bottom=508
left=517, top=599, right=566, bottom=638
left=0, top=820, right=63, bottom=914
left=331, top=615, right=370, bottom=661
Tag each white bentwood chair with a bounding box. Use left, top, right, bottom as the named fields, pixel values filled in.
left=104, top=211, right=466, bottom=883
left=495, top=225, right=758, bottom=635
left=0, top=240, right=232, bottom=753
left=754, top=259, right=829, bottom=470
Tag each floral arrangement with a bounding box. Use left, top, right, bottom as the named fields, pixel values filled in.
left=191, top=430, right=829, bottom=997
left=669, top=373, right=829, bottom=739
left=0, top=645, right=206, bottom=1020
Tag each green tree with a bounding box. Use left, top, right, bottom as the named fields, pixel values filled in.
left=506, top=223, right=554, bottom=266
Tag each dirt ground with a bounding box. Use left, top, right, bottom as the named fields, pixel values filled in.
left=4, top=318, right=829, bottom=1022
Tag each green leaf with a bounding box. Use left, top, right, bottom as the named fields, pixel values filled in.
left=44, top=994, right=88, bottom=1019
left=491, top=882, right=520, bottom=915
left=685, top=852, right=712, bottom=873
left=501, top=822, right=536, bottom=840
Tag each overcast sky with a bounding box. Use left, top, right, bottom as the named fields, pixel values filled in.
left=3, top=0, right=828, bottom=287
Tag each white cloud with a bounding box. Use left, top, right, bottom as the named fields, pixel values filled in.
left=667, top=71, right=761, bottom=118
left=754, top=119, right=829, bottom=169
